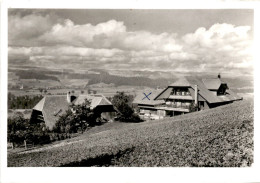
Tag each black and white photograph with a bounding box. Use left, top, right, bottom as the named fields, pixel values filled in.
left=1, top=0, right=259, bottom=182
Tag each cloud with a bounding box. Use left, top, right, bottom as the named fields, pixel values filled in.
left=8, top=14, right=59, bottom=46
left=8, top=14, right=253, bottom=75
left=37, top=19, right=182, bottom=53
left=38, top=19, right=126, bottom=47
left=180, top=23, right=253, bottom=72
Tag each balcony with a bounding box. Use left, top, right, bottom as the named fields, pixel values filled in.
left=169, top=95, right=193, bottom=100
left=156, top=103, right=190, bottom=112
left=169, top=91, right=193, bottom=100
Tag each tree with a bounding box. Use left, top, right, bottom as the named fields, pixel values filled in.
left=54, top=109, right=75, bottom=133
left=111, top=92, right=142, bottom=122
left=8, top=113, right=50, bottom=146
left=8, top=113, right=28, bottom=144
left=54, top=99, right=99, bottom=134
left=8, top=93, right=43, bottom=109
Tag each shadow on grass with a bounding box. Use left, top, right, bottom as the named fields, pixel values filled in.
left=59, top=147, right=134, bottom=167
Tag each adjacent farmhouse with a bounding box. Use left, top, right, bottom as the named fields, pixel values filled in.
left=133, top=75, right=242, bottom=120
left=30, top=92, right=116, bottom=130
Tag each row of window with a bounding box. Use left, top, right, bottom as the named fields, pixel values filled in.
left=170, top=91, right=191, bottom=96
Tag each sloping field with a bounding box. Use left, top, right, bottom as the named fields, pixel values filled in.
left=8, top=100, right=253, bottom=167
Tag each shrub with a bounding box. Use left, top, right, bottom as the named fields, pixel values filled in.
left=111, top=92, right=142, bottom=122
left=8, top=114, right=51, bottom=146
left=54, top=99, right=99, bottom=135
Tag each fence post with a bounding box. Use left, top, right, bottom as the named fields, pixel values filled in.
left=24, top=140, right=27, bottom=149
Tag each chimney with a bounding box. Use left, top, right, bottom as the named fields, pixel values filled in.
left=67, top=91, right=71, bottom=103
left=194, top=85, right=198, bottom=106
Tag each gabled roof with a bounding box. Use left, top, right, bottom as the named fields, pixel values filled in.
left=33, top=97, right=45, bottom=111
left=202, top=78, right=226, bottom=90
left=134, top=77, right=241, bottom=106
left=132, top=89, right=165, bottom=106
left=33, top=95, right=70, bottom=130
left=169, top=77, right=190, bottom=87
left=155, top=77, right=222, bottom=103
left=219, top=89, right=242, bottom=101
left=32, top=94, right=114, bottom=130
left=186, top=77, right=223, bottom=103
left=154, top=87, right=172, bottom=100
left=73, top=94, right=112, bottom=109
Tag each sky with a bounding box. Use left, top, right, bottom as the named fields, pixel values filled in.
left=8, top=9, right=254, bottom=76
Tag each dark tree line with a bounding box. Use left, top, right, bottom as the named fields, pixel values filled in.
left=14, top=70, right=60, bottom=81
left=8, top=93, right=43, bottom=109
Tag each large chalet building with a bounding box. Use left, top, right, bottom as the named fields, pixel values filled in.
left=133, top=76, right=242, bottom=120
left=30, top=93, right=116, bottom=130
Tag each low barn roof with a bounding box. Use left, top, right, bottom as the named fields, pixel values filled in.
left=133, top=89, right=165, bottom=106
left=33, top=95, right=70, bottom=130
left=32, top=94, right=114, bottom=130
left=74, top=94, right=113, bottom=109
left=202, top=78, right=225, bottom=90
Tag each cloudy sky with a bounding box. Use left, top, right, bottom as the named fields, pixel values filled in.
left=8, top=9, right=253, bottom=76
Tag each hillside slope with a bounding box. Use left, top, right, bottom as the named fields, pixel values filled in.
left=8, top=100, right=253, bottom=167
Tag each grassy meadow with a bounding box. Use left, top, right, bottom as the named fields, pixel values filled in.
left=8, top=100, right=253, bottom=167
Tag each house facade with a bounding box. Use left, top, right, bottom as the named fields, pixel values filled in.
left=30, top=92, right=116, bottom=130
left=133, top=76, right=242, bottom=120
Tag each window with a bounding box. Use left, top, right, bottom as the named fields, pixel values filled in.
left=217, top=84, right=228, bottom=95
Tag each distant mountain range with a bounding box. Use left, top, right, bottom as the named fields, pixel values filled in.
left=8, top=65, right=253, bottom=93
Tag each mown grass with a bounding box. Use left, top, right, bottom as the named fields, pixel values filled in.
left=8, top=100, right=253, bottom=167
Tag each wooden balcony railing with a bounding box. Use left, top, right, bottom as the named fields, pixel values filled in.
left=158, top=104, right=190, bottom=111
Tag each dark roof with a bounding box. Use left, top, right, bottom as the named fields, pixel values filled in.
left=133, top=89, right=165, bottom=106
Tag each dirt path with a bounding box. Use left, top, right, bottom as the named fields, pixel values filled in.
left=18, top=139, right=85, bottom=154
